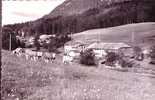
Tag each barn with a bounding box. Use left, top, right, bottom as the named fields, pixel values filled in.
left=87, top=42, right=133, bottom=58
left=39, top=34, right=55, bottom=45
left=26, top=36, right=35, bottom=46
left=64, top=41, right=87, bottom=54
left=63, top=41, right=88, bottom=63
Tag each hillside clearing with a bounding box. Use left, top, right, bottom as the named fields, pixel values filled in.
left=1, top=50, right=155, bottom=100
left=72, top=22, right=155, bottom=46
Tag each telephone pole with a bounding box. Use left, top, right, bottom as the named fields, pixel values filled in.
left=132, top=31, right=135, bottom=43
left=9, top=33, right=12, bottom=51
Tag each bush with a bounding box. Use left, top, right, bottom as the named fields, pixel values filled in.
left=150, top=45, right=155, bottom=64
left=105, top=52, right=119, bottom=66
left=34, top=34, right=40, bottom=50
left=133, top=46, right=144, bottom=61
left=118, top=57, right=137, bottom=68
left=105, top=52, right=138, bottom=68
left=80, top=49, right=97, bottom=66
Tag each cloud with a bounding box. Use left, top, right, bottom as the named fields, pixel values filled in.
left=11, top=11, right=40, bottom=18
left=2, top=0, right=66, bottom=25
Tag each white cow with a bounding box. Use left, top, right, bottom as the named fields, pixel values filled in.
left=52, top=53, right=56, bottom=60
left=12, top=48, right=24, bottom=57
left=43, top=52, right=56, bottom=63
left=36, top=51, right=43, bottom=60
left=24, top=49, right=38, bottom=61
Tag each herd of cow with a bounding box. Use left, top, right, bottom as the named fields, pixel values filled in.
left=12, top=48, right=56, bottom=63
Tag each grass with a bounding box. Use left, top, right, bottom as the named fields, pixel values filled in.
left=72, top=22, right=155, bottom=46
left=2, top=22, right=155, bottom=100
left=1, top=49, right=155, bottom=100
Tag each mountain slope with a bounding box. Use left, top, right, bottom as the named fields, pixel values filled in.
left=70, top=22, right=155, bottom=47
left=2, top=0, right=155, bottom=50
left=45, top=0, right=108, bottom=18
left=34, top=0, right=155, bottom=35
left=45, top=0, right=135, bottom=18
left=3, top=0, right=155, bottom=35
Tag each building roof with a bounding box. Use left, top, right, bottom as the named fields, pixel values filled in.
left=65, top=41, right=88, bottom=48
left=39, top=34, right=52, bottom=39
left=87, top=42, right=131, bottom=50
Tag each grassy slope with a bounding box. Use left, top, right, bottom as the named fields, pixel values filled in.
left=72, top=22, right=155, bottom=47
left=2, top=49, right=155, bottom=100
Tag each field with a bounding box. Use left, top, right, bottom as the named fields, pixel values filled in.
left=2, top=22, right=155, bottom=100
left=2, top=49, right=155, bottom=100
left=72, top=22, right=155, bottom=47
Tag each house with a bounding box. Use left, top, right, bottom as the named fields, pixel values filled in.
left=64, top=41, right=88, bottom=61
left=28, top=36, right=35, bottom=45
left=39, top=34, right=56, bottom=45
left=64, top=44, right=82, bottom=56
left=24, top=36, right=35, bottom=47
left=87, top=42, right=133, bottom=58
left=64, top=41, right=87, bottom=53
left=39, top=34, right=55, bottom=40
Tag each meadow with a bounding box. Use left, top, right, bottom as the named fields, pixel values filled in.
left=1, top=49, right=155, bottom=100
left=2, top=22, right=155, bottom=100
left=72, top=22, right=155, bottom=46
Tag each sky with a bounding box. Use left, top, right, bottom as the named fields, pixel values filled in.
left=2, top=0, right=66, bottom=26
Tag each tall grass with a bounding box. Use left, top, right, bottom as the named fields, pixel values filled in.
left=2, top=50, right=155, bottom=100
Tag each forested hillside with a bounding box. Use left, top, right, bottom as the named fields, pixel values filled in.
left=2, top=0, right=155, bottom=50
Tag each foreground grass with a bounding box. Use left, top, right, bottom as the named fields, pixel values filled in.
left=1, top=50, right=155, bottom=100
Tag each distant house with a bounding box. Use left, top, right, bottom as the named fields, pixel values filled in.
left=65, top=41, right=87, bottom=52
left=24, top=36, right=35, bottom=47
left=39, top=34, right=55, bottom=40
left=28, top=36, right=35, bottom=45
left=87, top=42, right=133, bottom=58
left=39, top=34, right=55, bottom=45
left=64, top=41, right=87, bottom=60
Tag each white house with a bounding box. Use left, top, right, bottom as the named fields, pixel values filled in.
left=39, top=34, right=54, bottom=40
left=39, top=34, right=56, bottom=45
left=63, top=41, right=88, bottom=63
left=28, top=36, right=35, bottom=45
left=87, top=42, right=132, bottom=58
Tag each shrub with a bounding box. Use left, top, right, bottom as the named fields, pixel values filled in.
left=133, top=46, right=144, bottom=61
left=105, top=52, right=138, bottom=68
left=118, top=57, right=137, bottom=68
left=80, top=49, right=97, bottom=66
left=105, top=52, right=119, bottom=66
left=34, top=34, right=40, bottom=50
left=150, top=45, right=155, bottom=64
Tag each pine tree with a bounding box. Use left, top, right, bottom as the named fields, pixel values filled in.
left=150, top=45, right=155, bottom=64
left=34, top=34, right=40, bottom=50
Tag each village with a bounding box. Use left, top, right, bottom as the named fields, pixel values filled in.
left=2, top=0, right=155, bottom=100
left=2, top=22, right=155, bottom=100
left=11, top=32, right=154, bottom=69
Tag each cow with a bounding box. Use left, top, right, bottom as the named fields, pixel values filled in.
left=12, top=48, right=24, bottom=57
left=52, top=53, right=56, bottom=61
left=43, top=52, right=56, bottom=63
left=36, top=51, right=43, bottom=60
left=24, top=49, right=38, bottom=61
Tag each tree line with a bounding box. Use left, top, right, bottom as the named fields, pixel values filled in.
left=2, top=0, right=155, bottom=50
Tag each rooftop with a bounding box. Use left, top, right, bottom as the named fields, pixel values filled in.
left=87, top=42, right=131, bottom=50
